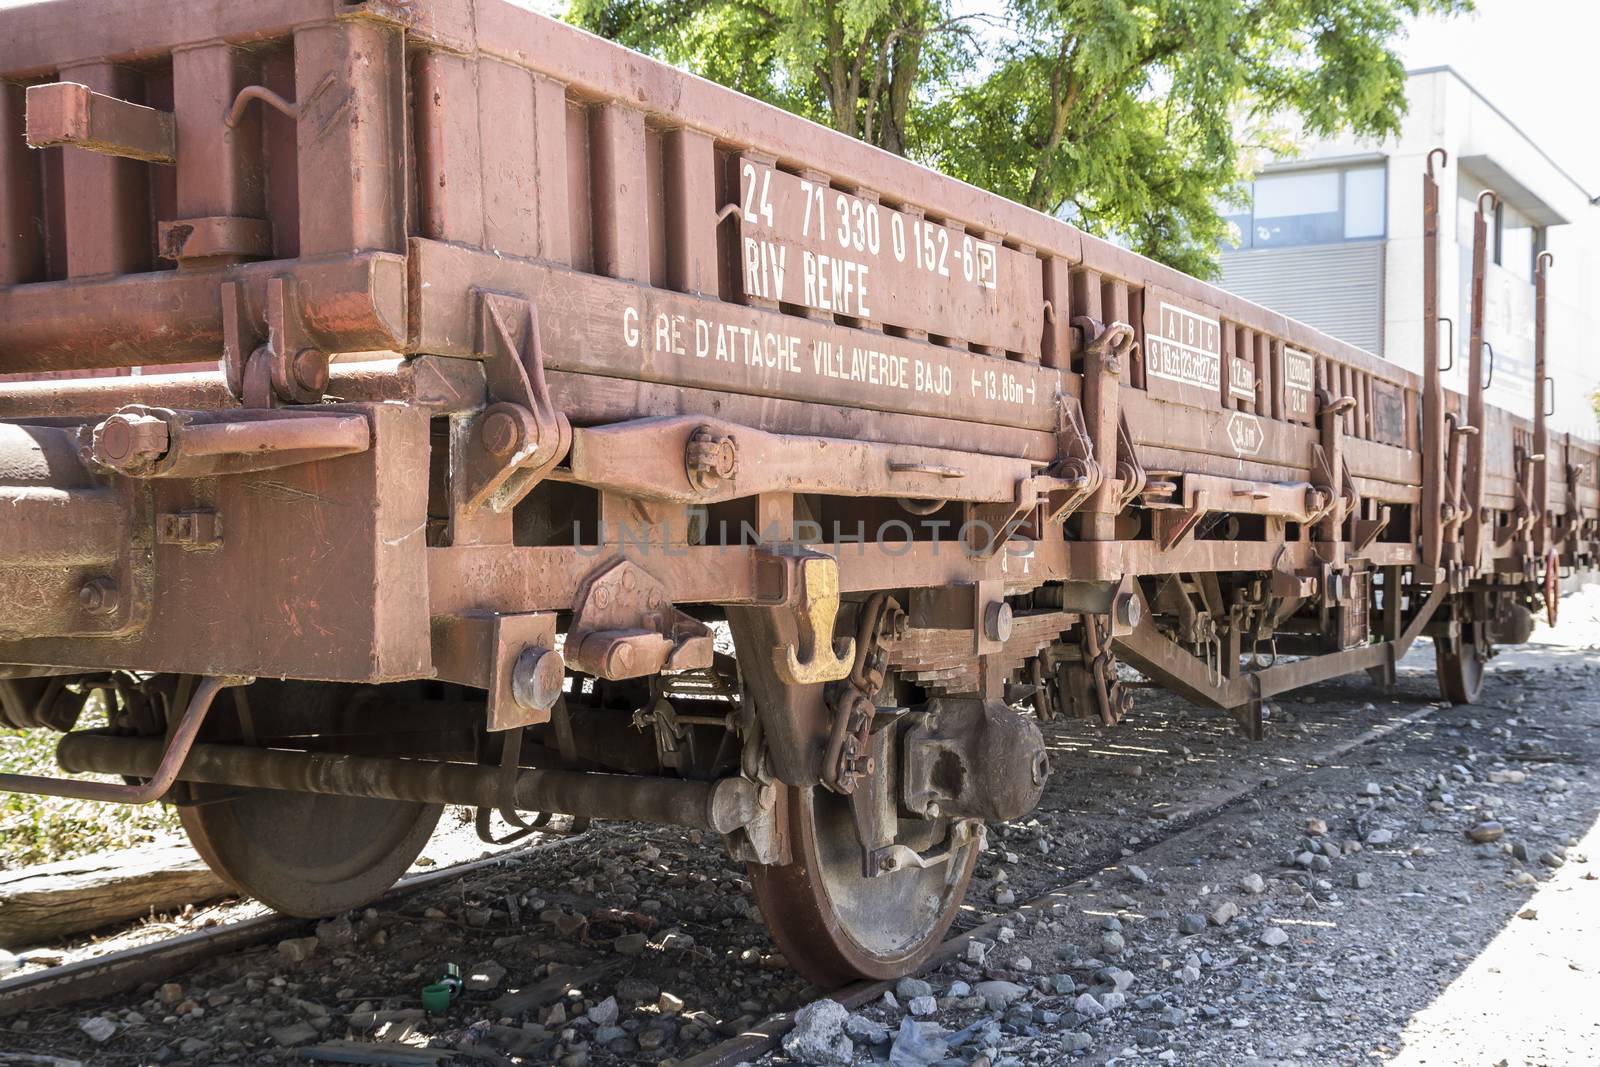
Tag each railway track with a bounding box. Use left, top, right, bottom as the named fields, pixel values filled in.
left=0, top=677, right=1450, bottom=1064
left=680, top=699, right=1445, bottom=1067
left=0, top=834, right=592, bottom=1019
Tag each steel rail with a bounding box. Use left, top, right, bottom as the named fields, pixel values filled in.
left=680, top=700, right=1446, bottom=1067
left=0, top=694, right=1442, bottom=1029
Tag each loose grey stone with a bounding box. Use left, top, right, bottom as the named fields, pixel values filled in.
left=1179, top=913, right=1207, bottom=936
left=268, top=1021, right=318, bottom=1046
left=464, top=961, right=506, bottom=992
left=895, top=977, right=933, bottom=1002
left=889, top=1017, right=949, bottom=1066
left=1074, top=993, right=1106, bottom=1018
left=586, top=996, right=619, bottom=1027
left=974, top=980, right=1028, bottom=1009
left=79, top=1017, right=117, bottom=1043
left=616, top=977, right=659, bottom=1002
left=783, top=999, right=853, bottom=1067
left=1127, top=864, right=1152, bottom=886
left=1100, top=931, right=1126, bottom=956
left=1351, top=872, right=1373, bottom=890
left=845, top=1014, right=889, bottom=1044
left=276, top=937, right=318, bottom=964
left=1258, top=927, right=1289, bottom=948
left=1238, top=874, right=1265, bottom=895
left=613, top=932, right=648, bottom=957
left=314, top=916, right=353, bottom=949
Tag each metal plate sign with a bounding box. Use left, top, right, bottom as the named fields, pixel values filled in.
left=1283, top=347, right=1316, bottom=423
left=1226, top=411, right=1264, bottom=456
left=734, top=157, right=1043, bottom=356
left=1228, top=357, right=1256, bottom=403
left=1372, top=379, right=1406, bottom=447
left=1142, top=289, right=1222, bottom=405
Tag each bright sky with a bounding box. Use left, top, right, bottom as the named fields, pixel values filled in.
left=1399, top=0, right=1600, bottom=194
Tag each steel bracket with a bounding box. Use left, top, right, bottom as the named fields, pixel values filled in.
left=455, top=291, right=573, bottom=515
left=1154, top=487, right=1209, bottom=551
left=221, top=277, right=330, bottom=408
left=1042, top=392, right=1103, bottom=523
left=1116, top=411, right=1147, bottom=509
left=565, top=558, right=713, bottom=681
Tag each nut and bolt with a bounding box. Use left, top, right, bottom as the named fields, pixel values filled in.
left=510, top=645, right=565, bottom=712
left=984, top=601, right=1014, bottom=643
left=79, top=578, right=119, bottom=616
left=686, top=427, right=738, bottom=492
left=94, top=413, right=170, bottom=469
left=1113, top=592, right=1142, bottom=630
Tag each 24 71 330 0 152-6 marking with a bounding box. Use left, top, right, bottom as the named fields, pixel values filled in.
left=0, top=0, right=1589, bottom=988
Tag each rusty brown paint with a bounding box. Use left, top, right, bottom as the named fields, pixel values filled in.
left=0, top=0, right=1594, bottom=988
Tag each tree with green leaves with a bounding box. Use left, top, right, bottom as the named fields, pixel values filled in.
left=568, top=0, right=1469, bottom=278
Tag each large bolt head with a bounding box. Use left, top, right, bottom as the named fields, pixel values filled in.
left=480, top=409, right=522, bottom=457
left=79, top=577, right=119, bottom=616
left=1114, top=592, right=1142, bottom=630
left=984, top=601, right=1014, bottom=642
left=290, top=348, right=329, bottom=394
left=94, top=413, right=169, bottom=469
left=511, top=645, right=565, bottom=712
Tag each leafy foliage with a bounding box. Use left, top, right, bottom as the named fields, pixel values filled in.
left=567, top=0, right=1469, bottom=277
left=1, top=704, right=179, bottom=869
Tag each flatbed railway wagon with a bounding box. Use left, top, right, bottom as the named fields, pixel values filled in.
left=0, top=0, right=1594, bottom=986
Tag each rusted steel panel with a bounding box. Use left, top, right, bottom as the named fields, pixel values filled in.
left=24, top=80, right=174, bottom=164
left=589, top=101, right=650, bottom=283
left=293, top=19, right=406, bottom=256
left=414, top=50, right=486, bottom=247
left=0, top=404, right=430, bottom=680
left=477, top=57, right=540, bottom=260
left=57, top=63, right=151, bottom=277
left=0, top=0, right=359, bottom=77
left=408, top=238, right=1063, bottom=432
left=663, top=127, right=718, bottom=296
left=0, top=84, right=46, bottom=285
left=0, top=252, right=406, bottom=372
left=731, top=156, right=1043, bottom=356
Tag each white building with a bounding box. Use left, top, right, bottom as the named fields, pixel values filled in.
left=1219, top=66, right=1600, bottom=438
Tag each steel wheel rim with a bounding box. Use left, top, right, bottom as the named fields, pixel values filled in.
left=1436, top=622, right=1487, bottom=705
left=749, top=785, right=977, bottom=987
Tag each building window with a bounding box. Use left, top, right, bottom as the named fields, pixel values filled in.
left=1222, top=164, right=1387, bottom=250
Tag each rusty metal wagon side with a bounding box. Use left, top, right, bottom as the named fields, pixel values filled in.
left=0, top=0, right=1591, bottom=985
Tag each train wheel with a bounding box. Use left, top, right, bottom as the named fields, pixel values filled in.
left=749, top=785, right=978, bottom=987
left=1546, top=551, right=1560, bottom=627
left=180, top=789, right=441, bottom=917
left=177, top=679, right=442, bottom=916
left=1436, top=620, right=1488, bottom=705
